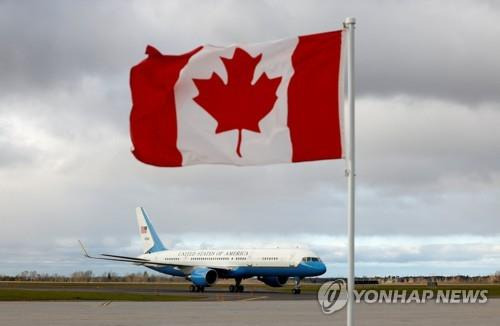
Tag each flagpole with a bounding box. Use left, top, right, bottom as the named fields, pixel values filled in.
left=344, top=16, right=356, bottom=326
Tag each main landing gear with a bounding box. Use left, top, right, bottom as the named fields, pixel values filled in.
left=189, top=285, right=205, bottom=292
left=292, top=277, right=302, bottom=294
left=229, top=278, right=244, bottom=293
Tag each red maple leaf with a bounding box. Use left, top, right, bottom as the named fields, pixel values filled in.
left=193, top=48, right=282, bottom=158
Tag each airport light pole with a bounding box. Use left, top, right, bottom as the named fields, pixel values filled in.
left=344, top=16, right=356, bottom=326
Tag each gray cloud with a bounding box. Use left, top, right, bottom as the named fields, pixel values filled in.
left=1, top=1, right=500, bottom=103
left=0, top=138, right=34, bottom=168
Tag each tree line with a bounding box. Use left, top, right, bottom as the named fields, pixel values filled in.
left=0, top=270, right=176, bottom=282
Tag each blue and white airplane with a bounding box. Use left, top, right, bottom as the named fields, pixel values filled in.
left=80, top=207, right=326, bottom=294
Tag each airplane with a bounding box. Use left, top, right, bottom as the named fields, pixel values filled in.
left=79, top=207, right=326, bottom=294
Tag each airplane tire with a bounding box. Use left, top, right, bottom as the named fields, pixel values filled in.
left=229, top=285, right=235, bottom=292
left=292, top=289, right=301, bottom=294
left=189, top=285, right=196, bottom=292
left=238, top=285, right=244, bottom=292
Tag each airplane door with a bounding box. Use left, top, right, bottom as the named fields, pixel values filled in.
left=289, top=252, right=297, bottom=267
left=247, top=252, right=253, bottom=267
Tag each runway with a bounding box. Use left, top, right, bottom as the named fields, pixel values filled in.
left=0, top=300, right=498, bottom=326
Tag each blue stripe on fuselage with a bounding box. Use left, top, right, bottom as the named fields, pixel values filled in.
left=147, top=261, right=326, bottom=279
left=226, top=262, right=326, bottom=278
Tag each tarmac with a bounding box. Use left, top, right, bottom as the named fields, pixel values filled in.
left=0, top=300, right=498, bottom=326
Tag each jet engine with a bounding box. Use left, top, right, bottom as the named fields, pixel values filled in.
left=189, top=267, right=218, bottom=287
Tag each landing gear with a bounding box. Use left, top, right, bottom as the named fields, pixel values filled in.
left=292, top=277, right=302, bottom=294
left=229, top=278, right=244, bottom=292
left=189, top=285, right=205, bottom=292
left=229, top=284, right=244, bottom=292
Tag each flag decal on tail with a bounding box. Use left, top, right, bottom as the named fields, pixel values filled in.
left=136, top=207, right=167, bottom=254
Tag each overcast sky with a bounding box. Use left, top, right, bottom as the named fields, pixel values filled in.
left=1, top=0, right=499, bottom=277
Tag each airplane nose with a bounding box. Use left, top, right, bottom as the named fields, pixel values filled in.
left=318, top=262, right=327, bottom=274
left=307, top=261, right=326, bottom=276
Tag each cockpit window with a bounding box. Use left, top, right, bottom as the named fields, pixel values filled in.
left=302, top=257, right=321, bottom=262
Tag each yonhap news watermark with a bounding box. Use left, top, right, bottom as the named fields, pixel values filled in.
left=318, top=279, right=489, bottom=314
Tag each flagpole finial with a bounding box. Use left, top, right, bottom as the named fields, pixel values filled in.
left=344, top=17, right=356, bottom=25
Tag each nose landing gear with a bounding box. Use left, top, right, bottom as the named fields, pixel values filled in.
left=292, top=277, right=302, bottom=294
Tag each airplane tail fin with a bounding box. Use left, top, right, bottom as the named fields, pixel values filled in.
left=136, top=207, right=167, bottom=254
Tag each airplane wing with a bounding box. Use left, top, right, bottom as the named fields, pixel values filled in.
left=100, top=254, right=151, bottom=261
left=78, top=240, right=172, bottom=266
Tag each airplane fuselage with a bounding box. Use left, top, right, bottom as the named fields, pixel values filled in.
left=140, top=248, right=326, bottom=279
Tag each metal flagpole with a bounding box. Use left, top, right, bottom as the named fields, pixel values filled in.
left=344, top=16, right=356, bottom=326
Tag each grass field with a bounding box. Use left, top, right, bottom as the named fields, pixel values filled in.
left=0, top=289, right=199, bottom=301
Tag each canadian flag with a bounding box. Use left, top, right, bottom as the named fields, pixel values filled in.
left=130, top=30, right=344, bottom=167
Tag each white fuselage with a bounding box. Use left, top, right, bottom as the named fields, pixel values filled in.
left=140, top=247, right=316, bottom=269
